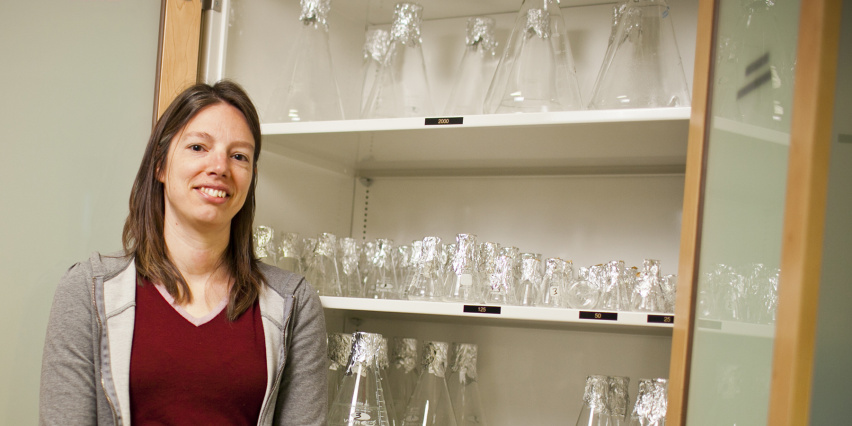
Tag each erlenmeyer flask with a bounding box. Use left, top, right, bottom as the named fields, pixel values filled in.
left=444, top=234, right=483, bottom=303
left=365, top=239, right=401, bottom=300
left=631, top=259, right=664, bottom=312
left=444, top=17, right=499, bottom=115
left=628, top=378, right=667, bottom=426
left=277, top=232, right=303, bottom=273
left=388, top=337, right=419, bottom=424
left=329, top=332, right=393, bottom=426
left=588, top=0, right=690, bottom=109
left=267, top=0, right=344, bottom=122
left=566, top=266, right=602, bottom=309
left=485, top=254, right=515, bottom=305
left=362, top=28, right=391, bottom=117
left=575, top=375, right=613, bottom=426
left=477, top=242, right=501, bottom=302
left=364, top=2, right=434, bottom=118
left=401, top=341, right=457, bottom=426
left=608, top=376, right=630, bottom=426
left=483, top=0, right=583, bottom=114
left=339, top=237, right=364, bottom=297
left=448, top=343, right=487, bottom=426
left=516, top=255, right=543, bottom=306
left=253, top=225, right=276, bottom=265
left=304, top=232, right=344, bottom=296
left=599, top=260, right=626, bottom=311
left=407, top=236, right=444, bottom=301
left=539, top=258, right=564, bottom=308
left=327, top=333, right=353, bottom=408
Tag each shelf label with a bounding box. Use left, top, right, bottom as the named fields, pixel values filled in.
left=579, top=311, right=618, bottom=321
left=425, top=117, right=463, bottom=126
left=647, top=315, right=674, bottom=324
left=463, top=305, right=501, bottom=315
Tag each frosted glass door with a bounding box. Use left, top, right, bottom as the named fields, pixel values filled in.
left=684, top=0, right=801, bottom=424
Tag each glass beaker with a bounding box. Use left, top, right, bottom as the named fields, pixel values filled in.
left=444, top=234, right=483, bottom=303
left=362, top=28, right=391, bottom=117
left=329, top=332, right=393, bottom=426
left=364, top=2, right=434, bottom=118
left=575, top=374, right=612, bottom=426
left=448, top=343, right=487, bottom=425
left=267, top=0, right=344, bottom=122
left=444, top=17, right=499, bottom=116
left=516, top=256, right=543, bottom=306
left=483, top=0, right=583, bottom=114
left=327, top=332, right=354, bottom=408
left=407, top=236, right=444, bottom=301
left=388, top=337, right=420, bottom=423
left=608, top=376, right=630, bottom=426
left=628, top=378, right=667, bottom=426
left=304, top=232, right=344, bottom=296
left=401, top=341, right=457, bottom=426
left=588, top=0, right=690, bottom=109
left=365, top=239, right=401, bottom=300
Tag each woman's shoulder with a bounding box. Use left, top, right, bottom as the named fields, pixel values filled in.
left=258, top=262, right=306, bottom=293
left=60, top=251, right=133, bottom=285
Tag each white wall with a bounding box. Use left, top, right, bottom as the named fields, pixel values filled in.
left=0, top=2, right=160, bottom=423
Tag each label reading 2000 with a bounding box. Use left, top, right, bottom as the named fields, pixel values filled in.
left=425, top=117, right=463, bottom=125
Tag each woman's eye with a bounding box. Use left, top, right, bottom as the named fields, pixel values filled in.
left=233, top=153, right=249, bottom=162
left=189, top=144, right=203, bottom=152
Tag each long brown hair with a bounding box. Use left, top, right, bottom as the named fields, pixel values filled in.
left=123, top=81, right=263, bottom=321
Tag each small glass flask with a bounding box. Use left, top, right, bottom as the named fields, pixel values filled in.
left=447, top=343, right=487, bottom=425
left=327, top=333, right=354, bottom=408
left=361, top=29, right=391, bottom=117
left=588, top=0, right=690, bottom=109
left=304, top=232, right=344, bottom=296
left=485, top=254, right=515, bottom=305
left=444, top=234, right=482, bottom=303
left=364, top=2, right=434, bottom=118
left=516, top=255, right=543, bottom=306
left=388, top=337, right=420, bottom=423
left=444, top=17, right=499, bottom=115
left=360, top=240, right=377, bottom=288
left=608, top=376, right=631, bottom=426
left=660, top=274, right=677, bottom=314
left=401, top=341, right=457, bottom=426
left=439, top=243, right=457, bottom=296
left=268, top=0, right=344, bottom=122
left=539, top=258, right=565, bottom=308
left=628, top=378, right=668, bottom=426
left=483, top=0, right=583, bottom=114
left=631, top=259, right=664, bottom=312
left=365, top=239, right=401, bottom=300
left=599, top=260, right=626, bottom=311
left=566, top=266, right=602, bottom=310
left=277, top=232, right=303, bottom=273
left=477, top=242, right=502, bottom=302
left=329, top=332, right=393, bottom=426
left=339, top=237, right=364, bottom=297
left=575, top=374, right=612, bottom=426
left=253, top=225, right=276, bottom=265
left=407, top=236, right=444, bottom=301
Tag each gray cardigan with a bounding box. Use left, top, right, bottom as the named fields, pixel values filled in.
left=39, top=252, right=328, bottom=425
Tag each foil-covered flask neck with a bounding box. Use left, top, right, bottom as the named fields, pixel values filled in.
left=392, top=337, right=419, bottom=373
left=608, top=375, right=630, bottom=417
left=279, top=232, right=301, bottom=258
left=525, top=8, right=550, bottom=39
left=451, top=343, right=478, bottom=385
left=328, top=333, right=353, bottom=371
left=583, top=375, right=611, bottom=414
left=521, top=257, right=543, bottom=282
left=299, top=0, right=331, bottom=28
left=363, top=28, right=390, bottom=62
left=421, top=341, right=449, bottom=378
left=253, top=226, right=274, bottom=259
left=316, top=232, right=338, bottom=257
left=633, top=378, right=668, bottom=422
left=339, top=238, right=360, bottom=275
left=345, top=332, right=384, bottom=376
left=467, top=16, right=497, bottom=53
left=452, top=233, right=477, bottom=275
left=391, top=2, right=424, bottom=47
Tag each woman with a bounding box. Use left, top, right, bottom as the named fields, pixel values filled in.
left=39, top=81, right=327, bottom=425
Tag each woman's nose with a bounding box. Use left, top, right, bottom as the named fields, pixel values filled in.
left=207, top=150, right=229, bottom=176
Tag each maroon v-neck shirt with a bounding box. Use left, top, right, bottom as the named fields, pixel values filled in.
left=129, top=277, right=267, bottom=425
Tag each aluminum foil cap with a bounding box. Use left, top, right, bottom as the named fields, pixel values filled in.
left=521, top=257, right=543, bottom=283
left=583, top=375, right=611, bottom=414
left=466, top=16, right=497, bottom=53
left=421, top=341, right=449, bottom=378
left=316, top=232, right=337, bottom=257
left=253, top=226, right=274, bottom=259
left=363, top=28, right=390, bottom=62
left=392, top=337, right=419, bottom=374
left=451, top=343, right=478, bottom=384
left=299, top=0, right=331, bottom=28
left=279, top=232, right=301, bottom=258
left=633, top=378, right=668, bottom=422
left=525, top=8, right=550, bottom=39
left=608, top=376, right=631, bottom=417
left=452, top=234, right=477, bottom=275
left=340, top=237, right=360, bottom=275
left=391, top=2, right=424, bottom=47
left=345, top=332, right=384, bottom=376
left=328, top=333, right=353, bottom=371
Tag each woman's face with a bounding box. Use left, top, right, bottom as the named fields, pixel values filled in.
left=159, top=102, right=255, bottom=234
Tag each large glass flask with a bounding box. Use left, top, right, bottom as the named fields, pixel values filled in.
left=365, top=239, right=400, bottom=300
left=444, top=234, right=482, bottom=303
left=448, top=343, right=487, bottom=425
left=329, top=332, right=393, bottom=426
left=588, top=0, right=690, bottom=109
left=362, top=28, right=391, bottom=117
left=444, top=17, right=499, bottom=115
left=267, top=0, right=344, bottom=122
left=628, top=378, right=667, bottom=426
left=401, top=341, right=457, bottom=426
left=304, top=232, right=343, bottom=296
left=575, top=374, right=612, bottom=426
left=327, top=333, right=354, bottom=407
left=388, top=337, right=419, bottom=423
left=364, top=2, right=434, bottom=118
left=483, top=0, right=583, bottom=114
left=407, top=236, right=444, bottom=301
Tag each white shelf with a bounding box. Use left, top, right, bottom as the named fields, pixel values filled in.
left=320, top=296, right=674, bottom=333
left=260, top=108, right=691, bottom=177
